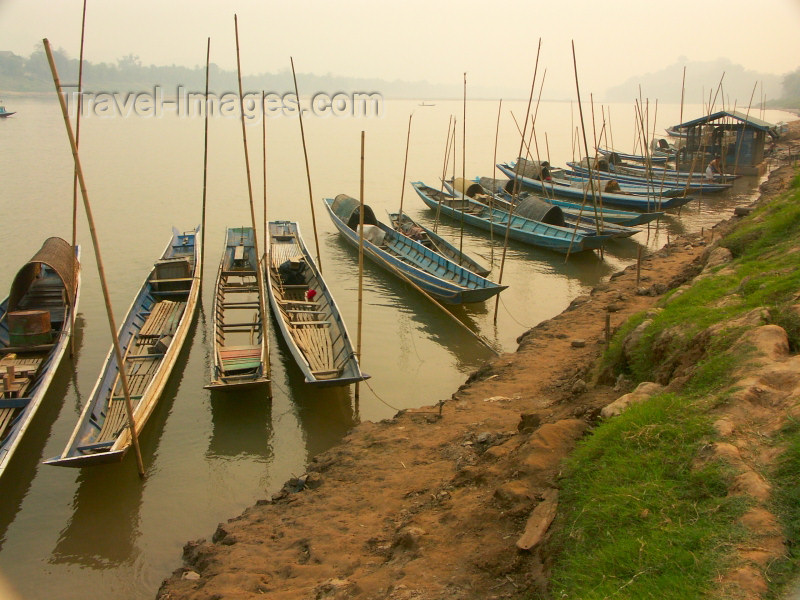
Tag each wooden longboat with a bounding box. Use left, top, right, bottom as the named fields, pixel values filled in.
left=0, top=238, right=79, bottom=478
left=266, top=221, right=368, bottom=386
left=45, top=227, right=200, bottom=467
left=596, top=147, right=672, bottom=164
left=324, top=194, right=506, bottom=305
left=443, top=179, right=639, bottom=240
left=496, top=162, right=694, bottom=210
left=412, top=181, right=598, bottom=253
left=205, top=227, right=269, bottom=390
left=472, top=177, right=663, bottom=226
left=386, top=211, right=491, bottom=277
left=566, top=160, right=734, bottom=192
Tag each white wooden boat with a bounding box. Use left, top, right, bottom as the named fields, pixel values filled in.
left=266, top=221, right=368, bottom=386
left=45, top=227, right=200, bottom=467
left=206, top=227, right=269, bottom=390
left=0, top=238, right=80, bottom=478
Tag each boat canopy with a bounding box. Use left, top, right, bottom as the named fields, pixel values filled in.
left=514, top=157, right=552, bottom=180
left=450, top=177, right=484, bottom=199
left=332, top=194, right=378, bottom=230
left=514, top=197, right=565, bottom=227
left=8, top=237, right=76, bottom=312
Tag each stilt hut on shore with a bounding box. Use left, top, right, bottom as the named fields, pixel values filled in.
left=673, top=110, right=779, bottom=176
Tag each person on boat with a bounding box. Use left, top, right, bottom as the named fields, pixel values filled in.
left=304, top=289, right=317, bottom=302
left=705, top=156, right=722, bottom=181
left=278, top=256, right=306, bottom=285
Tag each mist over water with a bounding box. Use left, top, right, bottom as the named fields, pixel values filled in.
left=0, top=97, right=792, bottom=599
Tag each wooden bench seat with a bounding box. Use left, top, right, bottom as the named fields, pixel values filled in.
left=219, top=345, right=262, bottom=372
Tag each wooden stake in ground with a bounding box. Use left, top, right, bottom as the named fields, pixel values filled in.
left=44, top=38, right=146, bottom=478
left=234, top=15, right=272, bottom=390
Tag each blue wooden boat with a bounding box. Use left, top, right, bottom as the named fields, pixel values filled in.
left=412, top=182, right=598, bottom=253
left=206, top=227, right=269, bottom=390
left=266, top=220, right=368, bottom=386
left=46, top=227, right=201, bottom=467
left=0, top=238, right=79, bottom=479
left=555, top=169, right=688, bottom=198
left=471, top=177, right=663, bottom=226
left=566, top=160, right=734, bottom=192
left=496, top=161, right=693, bottom=211
left=596, top=147, right=671, bottom=164
left=324, top=195, right=506, bottom=304
left=387, top=210, right=491, bottom=276
left=446, top=178, right=640, bottom=239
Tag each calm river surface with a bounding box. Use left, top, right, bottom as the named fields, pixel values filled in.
left=0, top=96, right=792, bottom=599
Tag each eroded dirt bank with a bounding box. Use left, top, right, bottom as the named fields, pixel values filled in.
left=158, top=127, right=800, bottom=600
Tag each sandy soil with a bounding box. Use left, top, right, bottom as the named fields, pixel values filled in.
left=157, top=123, right=800, bottom=600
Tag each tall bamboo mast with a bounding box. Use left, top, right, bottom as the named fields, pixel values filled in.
left=397, top=113, right=413, bottom=222
left=355, top=131, right=366, bottom=406
left=234, top=15, right=271, bottom=390
left=44, top=38, right=146, bottom=478
left=69, top=0, right=87, bottom=358
left=200, top=38, right=210, bottom=291
left=290, top=57, right=322, bottom=271
left=493, top=38, right=542, bottom=325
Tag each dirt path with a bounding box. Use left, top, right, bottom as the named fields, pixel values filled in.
left=158, top=129, right=800, bottom=600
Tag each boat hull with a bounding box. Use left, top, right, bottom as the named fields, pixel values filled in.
left=267, top=221, right=368, bottom=386
left=0, top=240, right=80, bottom=479
left=324, top=196, right=505, bottom=304
left=46, top=227, right=201, bottom=468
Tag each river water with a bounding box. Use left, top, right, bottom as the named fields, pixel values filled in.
left=0, top=96, right=792, bottom=599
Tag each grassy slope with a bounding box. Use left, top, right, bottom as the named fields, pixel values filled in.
left=543, top=172, right=800, bottom=599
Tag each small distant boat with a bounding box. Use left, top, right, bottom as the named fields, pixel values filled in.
left=412, top=181, right=603, bottom=253
left=324, top=194, right=506, bottom=304
left=596, top=147, right=671, bottom=164
left=387, top=210, right=491, bottom=276
left=266, top=221, right=368, bottom=386
left=665, top=124, right=688, bottom=138
left=0, top=102, right=16, bottom=118
left=0, top=238, right=79, bottom=479
left=418, top=102, right=435, bottom=107
left=206, top=227, right=269, bottom=390
left=46, top=227, right=200, bottom=467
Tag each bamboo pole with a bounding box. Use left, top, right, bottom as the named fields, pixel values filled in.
left=355, top=131, right=365, bottom=406
left=43, top=38, right=146, bottom=478
left=459, top=73, right=466, bottom=258
left=200, top=38, right=210, bottom=293
left=290, top=57, right=322, bottom=272
left=733, top=81, right=758, bottom=175
left=397, top=112, right=413, bottom=221
left=489, top=98, right=502, bottom=264
left=262, top=90, right=268, bottom=261
left=569, top=41, right=603, bottom=260
left=493, top=38, right=542, bottom=325
left=433, top=116, right=454, bottom=233
left=234, top=15, right=271, bottom=391
left=70, top=0, right=87, bottom=359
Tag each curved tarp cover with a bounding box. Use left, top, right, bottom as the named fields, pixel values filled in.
left=515, top=157, right=551, bottom=180
left=332, top=194, right=378, bottom=230
left=477, top=177, right=511, bottom=195
left=8, top=237, right=76, bottom=312
left=514, top=197, right=565, bottom=226
left=451, top=178, right=483, bottom=198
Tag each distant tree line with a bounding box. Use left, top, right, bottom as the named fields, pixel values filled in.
left=772, top=67, right=800, bottom=110
left=0, top=48, right=463, bottom=99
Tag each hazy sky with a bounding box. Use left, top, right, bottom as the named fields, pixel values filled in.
left=1, top=0, right=799, bottom=96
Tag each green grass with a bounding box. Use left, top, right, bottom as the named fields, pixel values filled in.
left=547, top=394, right=747, bottom=599
left=546, top=168, right=800, bottom=599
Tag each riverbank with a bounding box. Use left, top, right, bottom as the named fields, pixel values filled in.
left=157, top=124, right=800, bottom=600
